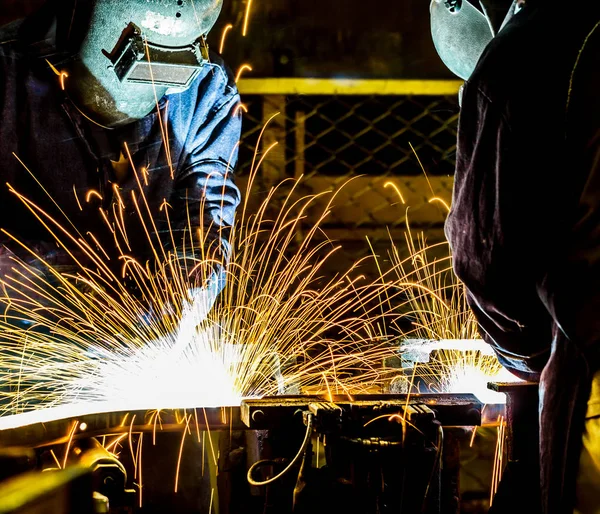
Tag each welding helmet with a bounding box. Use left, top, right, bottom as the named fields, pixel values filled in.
left=430, top=0, right=519, bottom=80
left=60, top=0, right=222, bottom=126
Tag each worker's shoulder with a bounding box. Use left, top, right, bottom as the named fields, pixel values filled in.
left=470, top=4, right=600, bottom=108
left=171, top=49, right=239, bottom=117
left=166, top=50, right=239, bottom=124
left=203, top=50, right=239, bottom=99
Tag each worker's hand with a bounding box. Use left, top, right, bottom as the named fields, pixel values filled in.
left=183, top=272, right=223, bottom=324
left=135, top=264, right=225, bottom=335
left=172, top=264, right=226, bottom=327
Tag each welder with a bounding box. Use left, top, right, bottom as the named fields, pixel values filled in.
left=431, top=0, right=600, bottom=512
left=0, top=0, right=241, bottom=316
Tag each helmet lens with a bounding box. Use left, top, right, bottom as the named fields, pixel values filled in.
left=126, top=62, right=201, bottom=87
left=109, top=23, right=208, bottom=89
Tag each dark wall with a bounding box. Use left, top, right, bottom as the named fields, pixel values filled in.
left=0, top=0, right=452, bottom=79
left=0, top=0, right=45, bottom=26
left=212, top=0, right=452, bottom=78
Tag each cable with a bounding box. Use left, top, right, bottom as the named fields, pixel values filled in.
left=247, top=413, right=314, bottom=487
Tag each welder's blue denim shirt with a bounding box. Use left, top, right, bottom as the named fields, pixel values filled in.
left=0, top=17, right=241, bottom=287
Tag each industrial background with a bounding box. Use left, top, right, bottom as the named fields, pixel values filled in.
left=0, top=3, right=508, bottom=514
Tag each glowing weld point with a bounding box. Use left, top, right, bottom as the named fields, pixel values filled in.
left=400, top=339, right=521, bottom=404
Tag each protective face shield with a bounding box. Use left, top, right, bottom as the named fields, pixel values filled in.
left=430, top=0, right=519, bottom=80
left=62, top=0, right=223, bottom=126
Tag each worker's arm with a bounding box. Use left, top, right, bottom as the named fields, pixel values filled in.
left=166, top=67, right=242, bottom=301
left=445, top=83, right=558, bottom=380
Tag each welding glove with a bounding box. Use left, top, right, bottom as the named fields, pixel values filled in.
left=183, top=265, right=225, bottom=324
left=137, top=263, right=225, bottom=330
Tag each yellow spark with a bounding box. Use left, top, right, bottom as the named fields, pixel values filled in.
left=62, top=421, right=79, bottom=469
left=143, top=37, right=174, bottom=179
left=234, top=103, right=248, bottom=117
left=104, top=434, right=127, bottom=453
left=85, top=190, right=103, bottom=203
left=470, top=426, right=477, bottom=447
left=138, top=433, right=144, bottom=508
left=128, top=414, right=137, bottom=466
left=141, top=167, right=149, bottom=187
left=490, top=416, right=506, bottom=505
left=0, top=119, right=402, bottom=430
left=73, top=186, right=83, bottom=211
left=242, top=0, right=253, bottom=36
left=235, top=64, right=252, bottom=83
left=13, top=153, right=82, bottom=236
left=194, top=409, right=201, bottom=443
left=174, top=414, right=191, bottom=493
left=202, top=408, right=218, bottom=466
left=428, top=196, right=451, bottom=212
left=409, top=142, right=435, bottom=198
left=46, top=59, right=68, bottom=90
left=219, top=24, right=233, bottom=54
left=49, top=449, right=62, bottom=469
left=384, top=181, right=406, bottom=204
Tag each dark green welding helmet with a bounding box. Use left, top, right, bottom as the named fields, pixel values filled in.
left=430, top=0, right=519, bottom=80
left=60, top=0, right=223, bottom=126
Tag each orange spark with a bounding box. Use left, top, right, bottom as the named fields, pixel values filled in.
left=429, top=196, right=451, bottom=213
left=46, top=59, right=68, bottom=90
left=49, top=449, right=62, bottom=469
left=219, top=24, right=233, bottom=54
left=128, top=414, right=137, bottom=465
left=242, top=0, right=253, bottom=36
left=234, top=103, right=248, bottom=117
left=235, top=64, right=252, bottom=83
left=85, top=190, right=103, bottom=203
left=202, top=408, right=218, bottom=466
left=470, top=426, right=478, bottom=447
left=62, top=421, right=79, bottom=469
left=73, top=186, right=83, bottom=211
left=104, top=434, right=127, bottom=453
left=174, top=414, right=191, bottom=493
left=384, top=181, right=406, bottom=205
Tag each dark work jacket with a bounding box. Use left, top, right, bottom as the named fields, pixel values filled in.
left=0, top=11, right=241, bottom=292
left=445, top=1, right=600, bottom=512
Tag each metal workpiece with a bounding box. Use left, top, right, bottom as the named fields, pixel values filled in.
left=0, top=407, right=244, bottom=449
left=241, top=393, right=483, bottom=431
left=487, top=381, right=539, bottom=464
left=487, top=381, right=541, bottom=512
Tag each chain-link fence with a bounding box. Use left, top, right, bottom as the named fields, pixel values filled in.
left=235, top=79, right=461, bottom=276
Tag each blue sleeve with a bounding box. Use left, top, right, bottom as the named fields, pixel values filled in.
left=171, top=66, right=242, bottom=268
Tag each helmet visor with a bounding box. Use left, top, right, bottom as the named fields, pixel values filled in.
left=430, top=0, right=494, bottom=80
left=109, top=23, right=209, bottom=88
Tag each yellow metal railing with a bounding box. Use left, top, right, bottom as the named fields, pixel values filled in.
left=237, top=78, right=462, bottom=96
